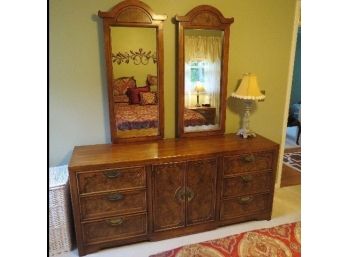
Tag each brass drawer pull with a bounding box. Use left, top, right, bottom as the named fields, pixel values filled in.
left=186, top=187, right=195, bottom=202
left=192, top=161, right=203, bottom=166
left=107, top=193, right=124, bottom=201
left=241, top=175, right=253, bottom=183
left=104, top=170, right=121, bottom=178
left=238, top=196, right=254, bottom=204
left=106, top=218, right=123, bottom=226
left=242, top=154, right=255, bottom=163
left=175, top=187, right=185, bottom=202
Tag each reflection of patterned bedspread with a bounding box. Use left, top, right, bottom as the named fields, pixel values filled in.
left=184, top=108, right=208, bottom=127
left=115, top=104, right=158, bottom=130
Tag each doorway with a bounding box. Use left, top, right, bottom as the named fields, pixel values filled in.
left=276, top=0, right=301, bottom=188
left=286, top=26, right=301, bottom=148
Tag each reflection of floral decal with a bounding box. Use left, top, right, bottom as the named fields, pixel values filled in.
left=112, top=48, right=157, bottom=65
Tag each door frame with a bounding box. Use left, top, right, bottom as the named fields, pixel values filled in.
left=275, top=0, right=301, bottom=188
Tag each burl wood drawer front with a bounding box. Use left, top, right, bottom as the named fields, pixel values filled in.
left=80, top=190, right=146, bottom=220
left=223, top=151, right=273, bottom=176
left=223, top=172, right=272, bottom=197
left=78, top=166, right=146, bottom=194
left=82, top=214, right=147, bottom=245
left=220, top=194, right=270, bottom=220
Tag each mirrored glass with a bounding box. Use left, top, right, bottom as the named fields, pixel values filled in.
left=111, top=27, right=159, bottom=138
left=183, top=29, right=224, bottom=133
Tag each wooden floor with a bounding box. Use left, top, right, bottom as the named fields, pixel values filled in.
left=280, top=147, right=301, bottom=188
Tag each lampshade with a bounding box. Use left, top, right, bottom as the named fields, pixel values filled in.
left=231, top=73, right=265, bottom=100
left=194, top=83, right=205, bottom=93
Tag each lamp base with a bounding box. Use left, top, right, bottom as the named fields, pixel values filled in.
left=236, top=128, right=256, bottom=139
left=237, top=99, right=256, bottom=139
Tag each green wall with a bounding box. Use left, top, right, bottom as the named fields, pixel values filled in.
left=49, top=0, right=297, bottom=166
left=111, top=27, right=157, bottom=86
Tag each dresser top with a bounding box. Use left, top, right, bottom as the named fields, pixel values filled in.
left=69, top=134, right=278, bottom=170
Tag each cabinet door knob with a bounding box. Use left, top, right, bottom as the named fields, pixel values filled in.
left=186, top=187, right=195, bottom=202
left=106, top=218, right=123, bottom=226
left=175, top=187, right=185, bottom=202
left=106, top=193, right=124, bottom=201
left=192, top=161, right=203, bottom=166
left=104, top=170, right=121, bottom=178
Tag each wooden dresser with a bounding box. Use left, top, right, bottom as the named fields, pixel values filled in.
left=68, top=134, right=279, bottom=256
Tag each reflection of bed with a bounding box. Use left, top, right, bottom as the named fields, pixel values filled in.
left=184, top=108, right=208, bottom=127
left=113, top=75, right=159, bottom=132
left=115, top=104, right=158, bottom=130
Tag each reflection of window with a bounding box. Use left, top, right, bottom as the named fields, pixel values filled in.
left=185, top=60, right=221, bottom=114
left=189, top=61, right=206, bottom=83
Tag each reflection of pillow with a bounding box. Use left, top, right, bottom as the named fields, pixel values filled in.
left=127, top=86, right=150, bottom=104
left=115, top=102, right=129, bottom=106
left=113, top=77, right=136, bottom=96
left=140, top=92, right=157, bottom=105
left=146, top=74, right=157, bottom=86
left=149, top=85, right=157, bottom=92
left=113, top=95, right=129, bottom=103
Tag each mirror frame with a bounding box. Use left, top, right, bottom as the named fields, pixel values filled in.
left=175, top=5, right=234, bottom=138
left=98, top=0, right=167, bottom=143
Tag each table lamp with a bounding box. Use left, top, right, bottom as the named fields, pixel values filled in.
left=194, top=83, right=205, bottom=107
left=231, top=73, right=265, bottom=138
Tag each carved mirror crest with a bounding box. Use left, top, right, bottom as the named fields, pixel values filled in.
left=99, top=0, right=167, bottom=143
left=175, top=6, right=234, bottom=137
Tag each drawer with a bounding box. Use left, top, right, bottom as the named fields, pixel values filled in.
left=80, top=190, right=147, bottom=220
left=223, top=172, right=272, bottom=197
left=78, top=166, right=146, bottom=194
left=220, top=193, right=270, bottom=220
left=223, top=151, right=273, bottom=175
left=83, top=213, right=147, bottom=245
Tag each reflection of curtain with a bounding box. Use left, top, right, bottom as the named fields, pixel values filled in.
left=184, top=35, right=222, bottom=123
left=205, top=61, right=220, bottom=122
left=185, top=64, right=193, bottom=107
left=184, top=61, right=221, bottom=122
left=185, top=62, right=221, bottom=101
left=185, top=36, right=222, bottom=63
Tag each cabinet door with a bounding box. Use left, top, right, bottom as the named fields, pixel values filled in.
left=186, top=158, right=217, bottom=226
left=152, top=162, right=186, bottom=232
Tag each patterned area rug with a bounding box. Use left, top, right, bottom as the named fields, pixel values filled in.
left=150, top=222, right=301, bottom=257
left=283, top=150, right=301, bottom=172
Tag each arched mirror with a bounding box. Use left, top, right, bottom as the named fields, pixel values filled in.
left=175, top=6, right=233, bottom=137
left=98, top=0, right=167, bottom=143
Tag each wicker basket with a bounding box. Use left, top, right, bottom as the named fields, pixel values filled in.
left=49, top=165, right=73, bottom=256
